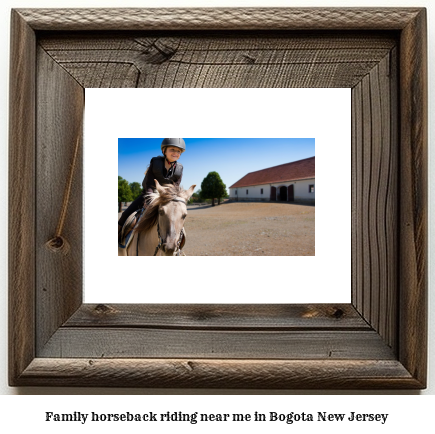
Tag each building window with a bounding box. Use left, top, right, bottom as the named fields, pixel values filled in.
left=246, top=189, right=249, bottom=194
left=261, top=188, right=263, bottom=194
left=235, top=190, right=237, bottom=195
left=309, top=185, right=314, bottom=193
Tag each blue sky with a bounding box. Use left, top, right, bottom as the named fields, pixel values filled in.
left=118, top=138, right=315, bottom=194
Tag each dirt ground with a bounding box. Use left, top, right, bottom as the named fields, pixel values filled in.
left=119, top=201, right=315, bottom=256
left=183, top=202, right=315, bottom=256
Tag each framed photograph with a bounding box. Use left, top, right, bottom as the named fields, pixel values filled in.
left=9, top=8, right=427, bottom=388
left=86, top=87, right=347, bottom=304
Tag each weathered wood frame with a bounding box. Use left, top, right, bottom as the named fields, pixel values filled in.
left=9, top=8, right=427, bottom=388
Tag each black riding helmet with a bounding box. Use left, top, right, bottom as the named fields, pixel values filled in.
left=161, top=138, right=186, bottom=155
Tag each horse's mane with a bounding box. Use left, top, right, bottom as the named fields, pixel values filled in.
left=135, top=184, right=185, bottom=234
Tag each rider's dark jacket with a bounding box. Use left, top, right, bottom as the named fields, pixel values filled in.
left=142, top=156, right=183, bottom=194
left=118, top=156, right=183, bottom=227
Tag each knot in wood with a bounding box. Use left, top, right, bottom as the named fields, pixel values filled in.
left=94, top=304, right=116, bottom=315
left=332, top=308, right=345, bottom=319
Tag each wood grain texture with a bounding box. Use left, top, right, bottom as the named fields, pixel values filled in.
left=16, top=8, right=422, bottom=31
left=65, top=304, right=369, bottom=329
left=8, top=8, right=427, bottom=389
left=398, top=8, right=428, bottom=386
left=38, top=33, right=396, bottom=89
left=383, top=46, right=399, bottom=350
left=17, top=358, right=420, bottom=389
left=38, top=329, right=395, bottom=360
left=35, top=48, right=84, bottom=353
left=8, top=10, right=36, bottom=386
left=351, top=50, right=398, bottom=351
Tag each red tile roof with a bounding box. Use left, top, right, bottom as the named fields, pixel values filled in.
left=229, top=156, right=315, bottom=188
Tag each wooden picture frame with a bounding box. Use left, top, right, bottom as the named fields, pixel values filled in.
left=9, top=8, right=427, bottom=389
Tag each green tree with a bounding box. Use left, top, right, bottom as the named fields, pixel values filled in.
left=129, top=181, right=142, bottom=199
left=188, top=189, right=202, bottom=203
left=200, top=171, right=227, bottom=206
left=118, top=176, right=133, bottom=212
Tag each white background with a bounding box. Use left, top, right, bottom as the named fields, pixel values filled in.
left=0, top=0, right=433, bottom=410
left=85, top=88, right=350, bottom=304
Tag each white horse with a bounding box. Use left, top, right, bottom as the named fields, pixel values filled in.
left=118, top=180, right=196, bottom=256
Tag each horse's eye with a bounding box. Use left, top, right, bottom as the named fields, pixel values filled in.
left=158, top=209, right=164, bottom=215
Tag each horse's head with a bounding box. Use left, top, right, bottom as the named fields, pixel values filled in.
left=154, top=180, right=196, bottom=256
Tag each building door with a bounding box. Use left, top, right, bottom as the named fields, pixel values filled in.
left=288, top=184, right=294, bottom=201
left=270, top=186, right=276, bottom=201
left=279, top=186, right=287, bottom=201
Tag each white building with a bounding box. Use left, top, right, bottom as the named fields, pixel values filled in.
left=229, top=156, right=315, bottom=204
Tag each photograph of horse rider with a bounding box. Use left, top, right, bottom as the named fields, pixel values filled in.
left=118, top=138, right=185, bottom=239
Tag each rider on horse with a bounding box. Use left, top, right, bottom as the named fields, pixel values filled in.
left=118, top=138, right=185, bottom=240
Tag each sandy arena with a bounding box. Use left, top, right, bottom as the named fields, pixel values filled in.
left=183, top=202, right=314, bottom=256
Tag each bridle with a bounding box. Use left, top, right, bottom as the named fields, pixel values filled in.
left=149, top=197, right=187, bottom=256
left=153, top=225, right=185, bottom=256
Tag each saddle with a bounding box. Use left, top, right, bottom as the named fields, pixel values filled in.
left=118, top=208, right=143, bottom=249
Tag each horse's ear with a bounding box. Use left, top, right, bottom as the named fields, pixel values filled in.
left=154, top=179, right=166, bottom=196
left=184, top=184, right=196, bottom=201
